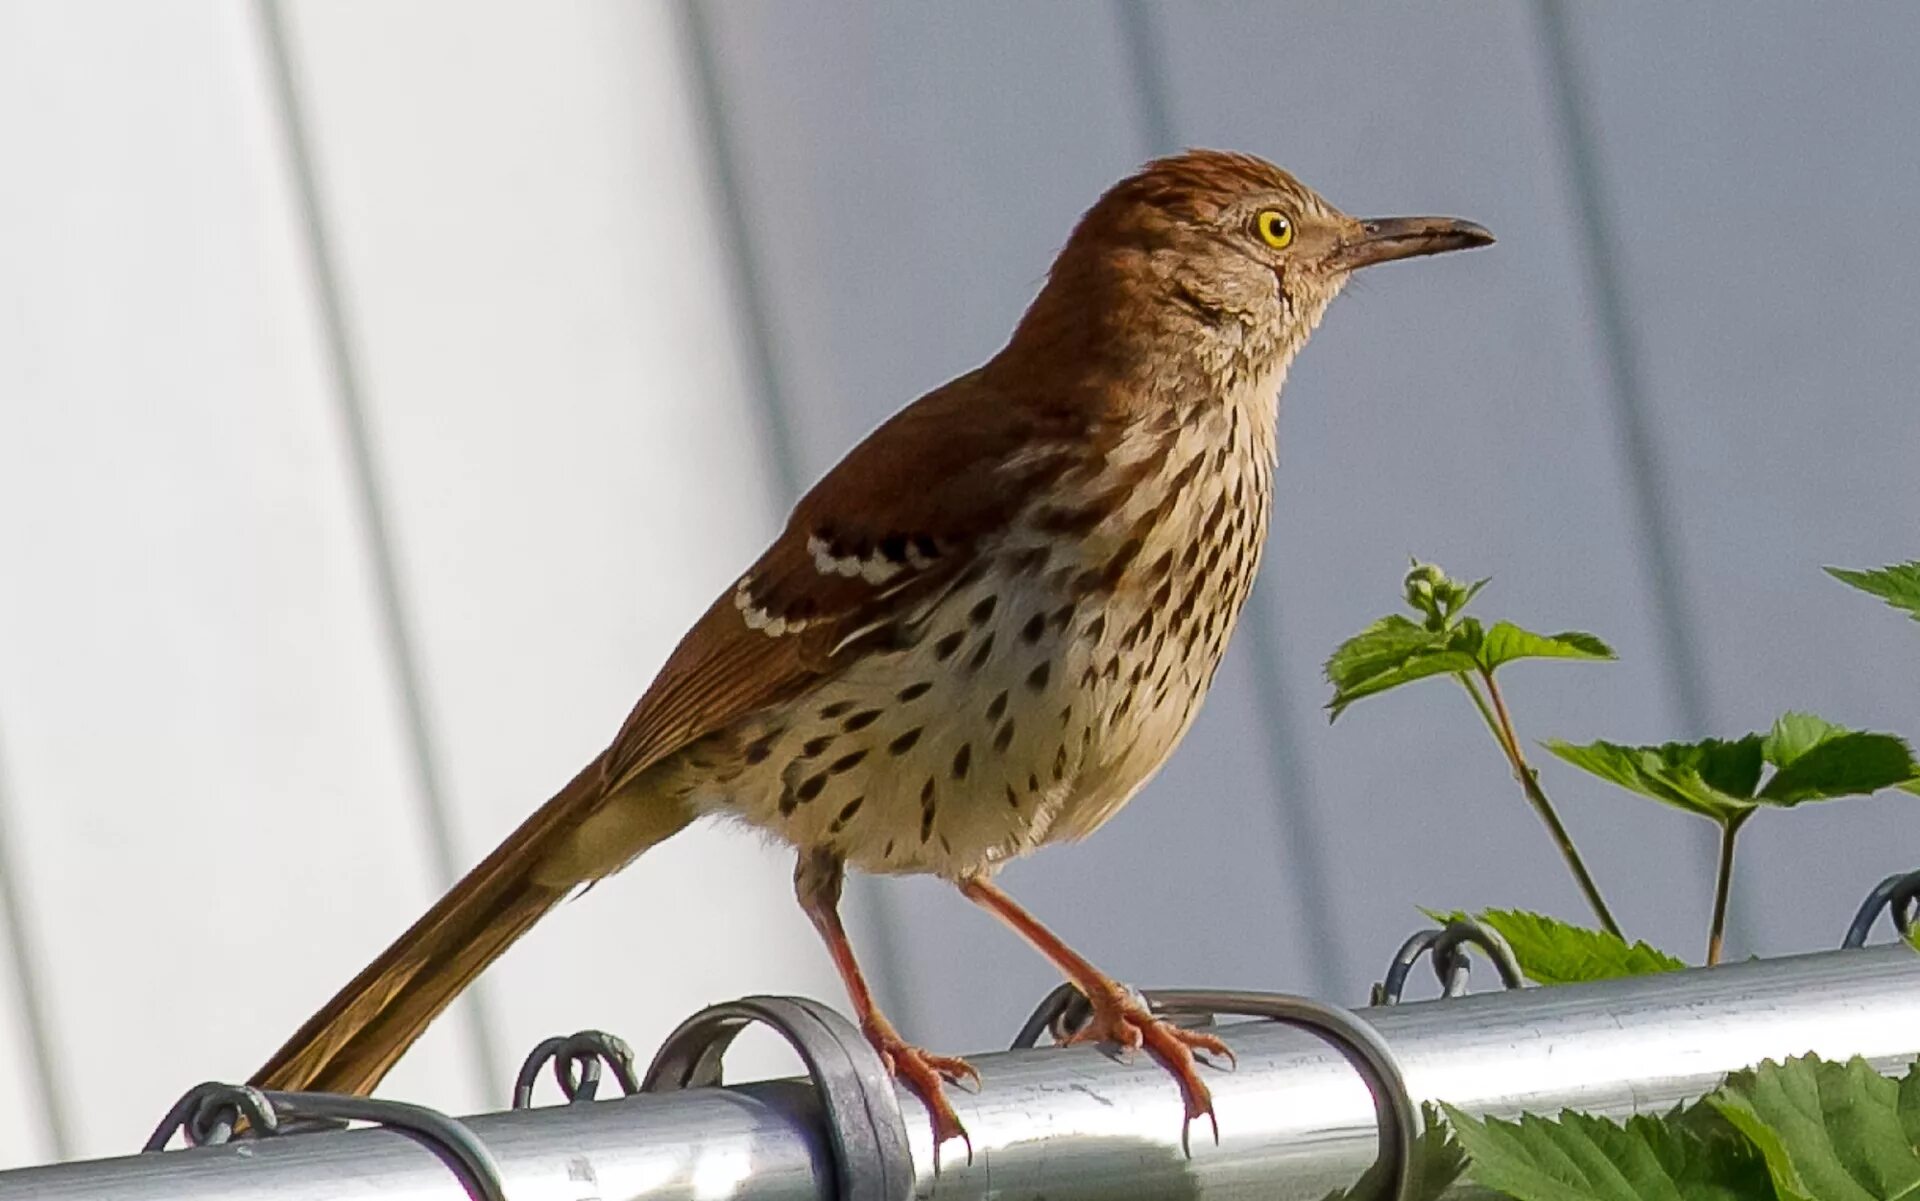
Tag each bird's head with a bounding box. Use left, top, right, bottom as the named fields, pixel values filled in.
left=1001, top=149, right=1492, bottom=400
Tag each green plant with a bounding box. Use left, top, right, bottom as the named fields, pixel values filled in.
left=1543, top=713, right=1912, bottom=964
left=1326, top=562, right=1621, bottom=936
left=1328, top=560, right=1917, bottom=969
left=1318, top=1103, right=1467, bottom=1201
left=1443, top=1055, right=1920, bottom=1201
left=1424, top=907, right=1684, bottom=985
left=1324, top=557, right=1920, bottom=1200
left=1826, top=560, right=1920, bottom=625
left=1829, top=560, right=1920, bottom=801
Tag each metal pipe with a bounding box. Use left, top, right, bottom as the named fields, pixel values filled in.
left=8, top=945, right=1917, bottom=1201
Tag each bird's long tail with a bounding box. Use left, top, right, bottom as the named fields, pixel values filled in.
left=250, top=755, right=688, bottom=1095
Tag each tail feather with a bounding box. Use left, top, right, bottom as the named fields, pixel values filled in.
left=251, top=754, right=680, bottom=1096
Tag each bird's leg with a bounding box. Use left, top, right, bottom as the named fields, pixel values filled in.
left=958, top=874, right=1233, bottom=1151
left=795, top=851, right=977, bottom=1161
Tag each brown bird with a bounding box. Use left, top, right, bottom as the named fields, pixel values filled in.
left=252, top=149, right=1490, bottom=1152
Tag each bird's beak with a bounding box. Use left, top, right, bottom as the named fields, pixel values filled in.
left=1328, top=216, right=1494, bottom=272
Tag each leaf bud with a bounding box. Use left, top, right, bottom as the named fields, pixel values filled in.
left=1404, top=561, right=1448, bottom=619
left=1405, top=562, right=1447, bottom=590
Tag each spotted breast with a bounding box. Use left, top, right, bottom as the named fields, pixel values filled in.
left=664, top=367, right=1278, bottom=883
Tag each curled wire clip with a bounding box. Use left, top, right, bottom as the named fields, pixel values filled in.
left=1011, top=983, right=1423, bottom=1201
left=144, top=1081, right=507, bottom=1201
left=145, top=1082, right=287, bottom=1150
left=643, top=996, right=915, bottom=1199
left=1842, top=869, right=1919, bottom=949
left=1010, top=980, right=1174, bottom=1049
left=1373, top=916, right=1525, bottom=1005
left=513, top=1029, right=641, bottom=1108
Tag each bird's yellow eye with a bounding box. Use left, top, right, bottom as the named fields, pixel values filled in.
left=1256, top=210, right=1294, bottom=249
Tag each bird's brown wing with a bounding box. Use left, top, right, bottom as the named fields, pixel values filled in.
left=600, top=369, right=1090, bottom=794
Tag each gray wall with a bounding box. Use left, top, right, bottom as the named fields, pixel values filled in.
left=0, top=0, right=1914, bottom=1165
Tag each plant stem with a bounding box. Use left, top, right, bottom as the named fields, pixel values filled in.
left=1458, top=674, right=1517, bottom=760
left=1459, top=670, right=1624, bottom=940
left=1706, top=812, right=1749, bottom=966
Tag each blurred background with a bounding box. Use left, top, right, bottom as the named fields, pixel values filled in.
left=1, top=0, right=1917, bottom=1167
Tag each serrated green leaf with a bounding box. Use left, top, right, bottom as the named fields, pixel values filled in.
left=1904, top=1064, right=1920, bottom=1151
left=1540, top=739, right=1679, bottom=800
left=1764, top=712, right=1850, bottom=768
left=1543, top=737, right=1764, bottom=825
left=1319, top=1102, right=1466, bottom=1201
left=1326, top=576, right=1615, bottom=719
left=1710, top=1055, right=1920, bottom=1201
left=1760, top=713, right=1919, bottom=805
left=1438, top=908, right=1687, bottom=984
left=1758, top=731, right=1918, bottom=806
left=1327, top=649, right=1480, bottom=720
left=1324, top=614, right=1478, bottom=720
left=1670, top=736, right=1769, bottom=801
left=1477, top=623, right=1617, bottom=672
left=1557, top=719, right=1916, bottom=818
left=1829, top=562, right=1920, bottom=623
left=1902, top=779, right=1920, bottom=798
left=1444, top=1102, right=1770, bottom=1201
left=1327, top=614, right=1444, bottom=685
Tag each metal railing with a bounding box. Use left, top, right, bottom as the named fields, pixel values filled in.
left=4, top=869, right=1914, bottom=1201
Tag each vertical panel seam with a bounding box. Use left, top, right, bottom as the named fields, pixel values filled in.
left=0, top=729, right=70, bottom=1159
left=1529, top=0, right=1739, bottom=945
left=1112, top=0, right=1345, bottom=996
left=673, top=2, right=803, bottom=505
left=670, top=1, right=915, bottom=1020
left=1530, top=0, right=1712, bottom=735
left=1113, top=0, right=1178, bottom=163
left=251, top=0, right=502, bottom=1099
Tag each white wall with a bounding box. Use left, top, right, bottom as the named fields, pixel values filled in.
left=0, top=0, right=842, bottom=1163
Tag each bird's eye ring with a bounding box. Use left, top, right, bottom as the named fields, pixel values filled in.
left=1256, top=210, right=1294, bottom=249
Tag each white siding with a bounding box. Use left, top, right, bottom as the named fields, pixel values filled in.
left=0, top=0, right=459, bottom=1159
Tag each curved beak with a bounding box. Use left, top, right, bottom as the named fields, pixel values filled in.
left=1328, top=215, right=1494, bottom=272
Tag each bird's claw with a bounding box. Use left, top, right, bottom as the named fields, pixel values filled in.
left=862, top=1021, right=976, bottom=1170
left=1062, top=985, right=1233, bottom=1155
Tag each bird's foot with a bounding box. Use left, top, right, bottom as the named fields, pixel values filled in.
left=861, top=1016, right=977, bottom=1168
left=1062, top=982, right=1235, bottom=1154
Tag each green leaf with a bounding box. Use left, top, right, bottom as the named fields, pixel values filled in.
left=1327, top=614, right=1443, bottom=686
left=1438, top=908, right=1687, bottom=984
left=1829, top=561, right=1920, bottom=623
left=1902, top=779, right=1920, bottom=798
left=1904, top=1065, right=1920, bottom=1152
left=1477, top=622, right=1617, bottom=671
left=1324, top=614, right=1477, bottom=720
left=1709, top=1056, right=1920, bottom=1201
left=1325, top=573, right=1615, bottom=718
left=1763, top=711, right=1850, bottom=768
left=1553, top=718, right=1916, bottom=819
left=1319, top=1103, right=1466, bottom=1201
left=1455, top=575, right=1492, bottom=614
left=1758, top=713, right=1919, bottom=806
left=1543, top=737, right=1764, bottom=825
left=1444, top=1102, right=1770, bottom=1201
left=1668, top=736, right=1769, bottom=801
left=1758, top=732, right=1919, bottom=806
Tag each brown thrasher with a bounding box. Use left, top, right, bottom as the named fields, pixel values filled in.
left=253, top=150, right=1489, bottom=1152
